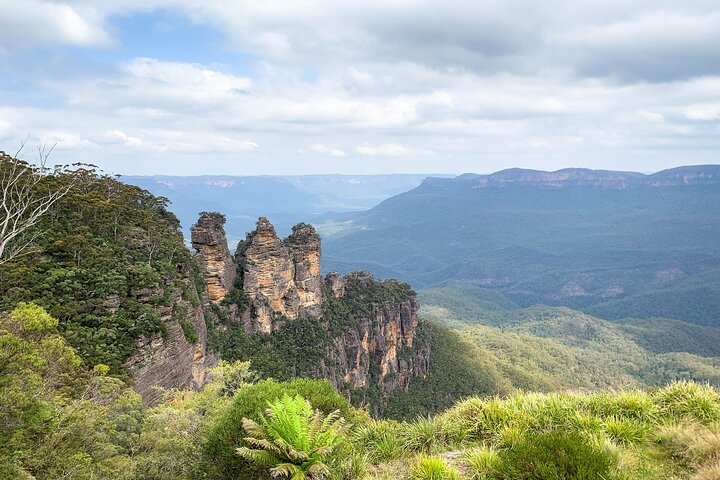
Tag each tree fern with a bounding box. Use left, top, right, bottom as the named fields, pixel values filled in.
left=237, top=394, right=349, bottom=479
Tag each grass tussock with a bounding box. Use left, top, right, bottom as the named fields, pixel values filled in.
left=355, top=382, right=720, bottom=479
left=409, top=455, right=462, bottom=480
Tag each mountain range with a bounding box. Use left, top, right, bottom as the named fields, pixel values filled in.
left=123, top=174, right=449, bottom=243
left=319, top=165, right=720, bottom=326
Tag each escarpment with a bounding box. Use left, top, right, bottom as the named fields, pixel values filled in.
left=194, top=215, right=430, bottom=409
left=126, top=268, right=216, bottom=404
left=321, top=272, right=430, bottom=405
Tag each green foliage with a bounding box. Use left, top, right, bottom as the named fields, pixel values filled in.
left=386, top=321, right=511, bottom=419
left=408, top=455, right=461, bottom=480
left=237, top=394, right=350, bottom=479
left=173, top=304, right=198, bottom=343
left=400, top=416, right=455, bottom=454
left=0, top=303, right=146, bottom=479
left=491, top=430, right=618, bottom=480
left=421, top=285, right=720, bottom=392
left=0, top=167, right=195, bottom=373
left=654, top=381, right=720, bottom=421
left=464, top=446, right=500, bottom=480
left=352, top=420, right=406, bottom=462
left=204, top=378, right=363, bottom=479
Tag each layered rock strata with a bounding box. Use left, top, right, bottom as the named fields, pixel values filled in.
left=191, top=212, right=237, bottom=303
left=189, top=214, right=429, bottom=408
left=236, top=218, right=322, bottom=333
left=126, top=271, right=216, bottom=404
left=321, top=272, right=430, bottom=405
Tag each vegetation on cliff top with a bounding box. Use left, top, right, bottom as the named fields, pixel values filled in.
left=0, top=152, right=196, bottom=373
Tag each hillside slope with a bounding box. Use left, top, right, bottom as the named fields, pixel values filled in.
left=418, top=283, right=720, bottom=393
left=321, top=166, right=720, bottom=326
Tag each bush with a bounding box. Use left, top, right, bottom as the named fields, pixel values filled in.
left=236, top=394, right=349, bottom=479
left=409, top=455, right=461, bottom=480
left=654, top=381, right=720, bottom=422
left=604, top=416, right=650, bottom=444
left=352, top=420, right=406, bottom=462
left=492, top=430, right=618, bottom=480
left=203, top=378, right=364, bottom=479
left=401, top=416, right=452, bottom=453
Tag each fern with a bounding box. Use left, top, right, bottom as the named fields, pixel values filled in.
left=237, top=394, right=350, bottom=479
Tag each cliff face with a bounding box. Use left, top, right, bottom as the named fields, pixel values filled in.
left=322, top=272, right=429, bottom=401
left=236, top=218, right=322, bottom=334
left=125, top=268, right=217, bottom=404
left=422, top=165, right=720, bottom=190
left=191, top=213, right=237, bottom=303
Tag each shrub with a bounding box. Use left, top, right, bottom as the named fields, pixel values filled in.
left=409, top=455, right=461, bottom=480
left=203, top=378, right=362, bottom=479
left=654, top=381, right=720, bottom=422
left=236, top=394, right=349, bottom=479
left=604, top=416, right=650, bottom=444
left=492, top=430, right=618, bottom=480
left=587, top=390, right=658, bottom=422
left=401, top=416, right=452, bottom=453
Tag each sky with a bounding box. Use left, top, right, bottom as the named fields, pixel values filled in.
left=0, top=1, right=719, bottom=175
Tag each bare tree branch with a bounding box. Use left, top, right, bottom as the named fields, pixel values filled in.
left=0, top=145, right=73, bottom=264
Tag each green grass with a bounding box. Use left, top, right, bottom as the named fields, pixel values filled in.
left=356, top=382, right=720, bottom=480
left=409, top=455, right=461, bottom=480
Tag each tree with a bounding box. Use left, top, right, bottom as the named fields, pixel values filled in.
left=236, top=394, right=350, bottom=479
left=0, top=145, right=73, bottom=264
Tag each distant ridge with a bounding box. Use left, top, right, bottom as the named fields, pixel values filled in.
left=422, top=165, right=720, bottom=189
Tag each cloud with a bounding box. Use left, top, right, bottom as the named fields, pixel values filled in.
left=299, top=144, right=347, bottom=157
left=357, top=143, right=418, bottom=156
left=0, top=2, right=719, bottom=174
left=0, top=0, right=114, bottom=50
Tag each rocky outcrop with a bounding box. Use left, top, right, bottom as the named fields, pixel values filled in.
left=320, top=272, right=429, bottom=402
left=191, top=212, right=236, bottom=303
left=287, top=223, right=323, bottom=318
left=325, top=272, right=346, bottom=298
left=126, top=271, right=216, bottom=404
left=187, top=214, right=429, bottom=411
left=237, top=217, right=323, bottom=333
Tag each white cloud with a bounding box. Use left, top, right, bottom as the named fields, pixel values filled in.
left=0, top=0, right=113, bottom=50
left=299, top=144, right=347, bottom=157
left=0, top=2, right=719, bottom=174
left=358, top=143, right=416, bottom=156
left=684, top=104, right=720, bottom=121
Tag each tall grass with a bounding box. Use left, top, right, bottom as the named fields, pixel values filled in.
left=408, top=455, right=461, bottom=480
left=352, top=420, right=406, bottom=461
left=464, top=446, right=499, bottom=480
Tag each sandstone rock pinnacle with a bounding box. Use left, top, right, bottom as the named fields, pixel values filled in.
left=191, top=212, right=237, bottom=303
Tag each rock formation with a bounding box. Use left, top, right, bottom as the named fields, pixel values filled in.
left=126, top=269, right=216, bottom=404
left=188, top=213, right=429, bottom=410
left=236, top=217, right=323, bottom=333
left=191, top=212, right=236, bottom=303
left=322, top=272, right=429, bottom=401
left=325, top=272, right=346, bottom=298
